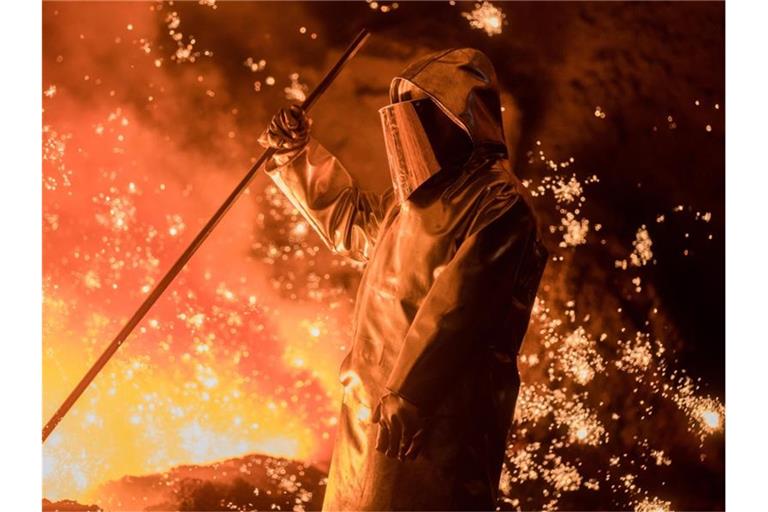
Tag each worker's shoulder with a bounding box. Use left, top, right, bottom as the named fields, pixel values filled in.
left=444, top=164, right=537, bottom=244
left=472, top=163, right=537, bottom=221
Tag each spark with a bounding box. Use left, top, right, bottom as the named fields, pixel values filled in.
left=617, top=225, right=654, bottom=268
left=635, top=497, right=672, bottom=512
left=673, top=389, right=724, bottom=438
left=42, top=126, right=73, bottom=190
left=93, top=195, right=137, bottom=231
left=166, top=213, right=186, bottom=237
left=650, top=449, right=671, bottom=466
left=630, top=226, right=654, bottom=266
left=83, top=270, right=101, bottom=290
left=552, top=176, right=584, bottom=204
left=165, top=11, right=203, bottom=63
left=559, top=212, right=590, bottom=247
left=463, top=1, right=505, bottom=36
left=285, top=72, right=309, bottom=103
left=292, top=221, right=309, bottom=238
left=558, top=327, right=605, bottom=385
left=366, top=1, right=399, bottom=13
left=594, top=106, right=606, bottom=119
left=616, top=332, right=654, bottom=374
left=700, top=409, right=721, bottom=430
left=244, top=57, right=267, bottom=72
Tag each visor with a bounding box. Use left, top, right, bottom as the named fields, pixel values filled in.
left=379, top=98, right=473, bottom=203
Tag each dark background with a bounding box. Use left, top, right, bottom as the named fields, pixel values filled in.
left=273, top=0, right=726, bottom=394
left=179, top=0, right=725, bottom=390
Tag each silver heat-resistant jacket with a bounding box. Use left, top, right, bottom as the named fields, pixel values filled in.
left=266, top=48, right=547, bottom=511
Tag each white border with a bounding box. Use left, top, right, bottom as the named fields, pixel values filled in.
left=726, top=0, right=768, bottom=510
left=0, top=0, right=41, bottom=507
left=0, top=0, right=762, bottom=508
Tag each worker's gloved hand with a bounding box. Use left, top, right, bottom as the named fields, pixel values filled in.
left=372, top=392, right=427, bottom=461
left=258, top=104, right=311, bottom=154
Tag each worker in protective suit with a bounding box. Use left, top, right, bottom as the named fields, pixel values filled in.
left=259, top=48, right=547, bottom=511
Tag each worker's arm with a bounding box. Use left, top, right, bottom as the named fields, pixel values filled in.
left=259, top=106, right=393, bottom=263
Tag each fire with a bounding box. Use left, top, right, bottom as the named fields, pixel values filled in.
left=42, top=38, right=342, bottom=501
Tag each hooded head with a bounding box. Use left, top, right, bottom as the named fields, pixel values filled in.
left=379, top=48, right=507, bottom=203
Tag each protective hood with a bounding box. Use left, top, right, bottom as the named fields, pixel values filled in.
left=379, top=48, right=507, bottom=203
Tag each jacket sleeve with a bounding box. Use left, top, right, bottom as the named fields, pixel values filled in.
left=385, top=194, right=547, bottom=410
left=265, top=137, right=394, bottom=263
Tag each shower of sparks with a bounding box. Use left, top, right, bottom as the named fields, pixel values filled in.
left=522, top=145, right=599, bottom=252
left=630, top=226, right=654, bottom=266
left=164, top=9, right=207, bottom=63
left=42, top=2, right=722, bottom=510
left=616, top=225, right=654, bottom=269
left=505, top=134, right=722, bottom=510
left=505, top=289, right=723, bottom=509
left=462, top=1, right=505, bottom=37
left=557, top=327, right=605, bottom=385
left=635, top=497, right=672, bottom=512
left=42, top=125, right=72, bottom=191
left=552, top=176, right=584, bottom=204
left=559, top=212, right=590, bottom=248
left=673, top=384, right=725, bottom=439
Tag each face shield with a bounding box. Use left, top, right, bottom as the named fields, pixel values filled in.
left=379, top=96, right=473, bottom=203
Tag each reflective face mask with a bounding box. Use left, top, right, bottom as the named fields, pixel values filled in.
left=379, top=98, right=474, bottom=203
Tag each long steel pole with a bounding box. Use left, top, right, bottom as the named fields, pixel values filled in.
left=43, top=28, right=371, bottom=443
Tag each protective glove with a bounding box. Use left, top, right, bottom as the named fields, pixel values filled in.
left=258, top=104, right=311, bottom=155
left=372, top=392, right=428, bottom=461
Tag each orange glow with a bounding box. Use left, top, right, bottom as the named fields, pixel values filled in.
left=41, top=3, right=348, bottom=501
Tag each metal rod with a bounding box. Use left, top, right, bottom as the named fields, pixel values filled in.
left=43, top=28, right=371, bottom=443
